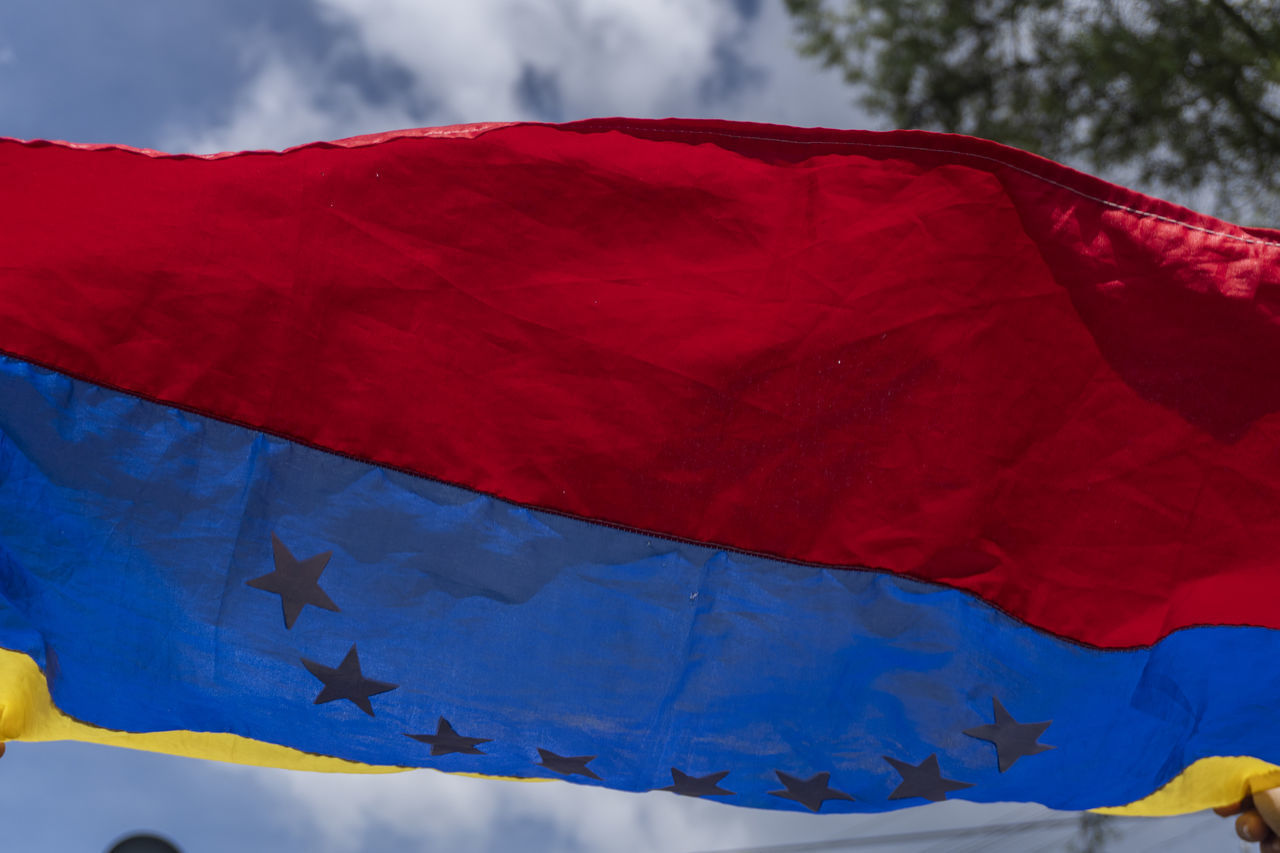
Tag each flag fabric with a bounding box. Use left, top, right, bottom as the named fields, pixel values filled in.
left=1, top=117, right=1279, bottom=815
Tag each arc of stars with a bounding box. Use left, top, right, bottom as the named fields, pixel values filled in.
left=251, top=527, right=1063, bottom=807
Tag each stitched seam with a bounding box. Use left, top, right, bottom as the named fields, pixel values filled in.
left=599, top=124, right=1280, bottom=250
left=8, top=122, right=1277, bottom=248
left=0, top=345, right=1255, bottom=654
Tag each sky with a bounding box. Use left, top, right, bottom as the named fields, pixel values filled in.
left=0, top=0, right=870, bottom=154
left=0, top=1, right=1249, bottom=851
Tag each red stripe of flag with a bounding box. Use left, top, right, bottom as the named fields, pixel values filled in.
left=3, top=119, right=1278, bottom=648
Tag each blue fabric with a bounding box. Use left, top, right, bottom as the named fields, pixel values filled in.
left=0, top=352, right=1274, bottom=811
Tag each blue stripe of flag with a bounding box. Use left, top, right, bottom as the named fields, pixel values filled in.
left=0, top=352, right=1267, bottom=811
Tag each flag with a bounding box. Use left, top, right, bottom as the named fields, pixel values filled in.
left=1, top=118, right=1279, bottom=815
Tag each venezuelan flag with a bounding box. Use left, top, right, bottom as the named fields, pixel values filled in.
left=1, top=119, right=1279, bottom=815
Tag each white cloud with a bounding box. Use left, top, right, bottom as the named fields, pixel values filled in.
left=162, top=47, right=419, bottom=154
left=218, top=760, right=1236, bottom=853
left=162, top=0, right=876, bottom=154
left=212, top=763, right=901, bottom=853
left=312, top=0, right=737, bottom=122
left=711, top=0, right=878, bottom=130
left=165, top=1, right=742, bottom=153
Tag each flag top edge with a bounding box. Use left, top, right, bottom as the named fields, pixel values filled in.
left=1, top=117, right=1275, bottom=241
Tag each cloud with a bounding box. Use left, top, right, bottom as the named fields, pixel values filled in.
left=213, top=763, right=909, bottom=853
left=162, top=43, right=420, bottom=154
left=312, top=0, right=740, bottom=122
left=162, top=0, right=872, bottom=154
left=710, top=0, right=877, bottom=129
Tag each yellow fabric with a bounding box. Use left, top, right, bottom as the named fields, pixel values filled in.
left=1096, top=757, right=1280, bottom=816
left=0, top=648, right=534, bottom=783
left=0, top=646, right=1275, bottom=807
left=0, top=648, right=401, bottom=772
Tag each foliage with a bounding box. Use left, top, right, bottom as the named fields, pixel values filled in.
left=784, top=0, right=1280, bottom=222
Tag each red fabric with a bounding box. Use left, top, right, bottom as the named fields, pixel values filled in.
left=2, top=118, right=1278, bottom=649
